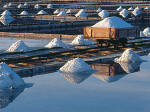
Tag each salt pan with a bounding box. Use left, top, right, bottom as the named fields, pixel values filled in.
left=98, top=10, right=109, bottom=18
left=45, top=38, right=67, bottom=48
left=7, top=40, right=30, bottom=52
left=114, top=48, right=142, bottom=63
left=92, top=16, right=133, bottom=28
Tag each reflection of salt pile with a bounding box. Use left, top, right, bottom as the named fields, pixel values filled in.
left=132, top=8, right=141, bottom=16
left=1, top=10, right=12, bottom=16
left=117, top=6, right=123, bottom=11
left=7, top=40, right=29, bottom=52
left=118, top=62, right=141, bottom=73
left=0, top=14, right=15, bottom=25
left=92, top=16, right=133, bottom=28
left=142, top=27, right=150, bottom=37
left=60, top=58, right=93, bottom=73
left=17, top=4, right=25, bottom=8
left=45, top=38, right=67, bottom=48
left=53, top=9, right=60, bottom=14
left=37, top=10, right=48, bottom=15
left=114, top=48, right=142, bottom=63
left=98, top=10, right=109, bottom=18
left=71, top=35, right=95, bottom=45
left=47, top=4, right=53, bottom=9
left=75, top=9, right=87, bottom=17
left=61, top=71, right=93, bottom=84
left=128, top=7, right=134, bottom=11
left=0, top=63, right=25, bottom=89
left=57, top=11, right=68, bottom=16
left=96, top=7, right=102, bottom=13
left=20, top=11, right=29, bottom=16
left=66, top=9, right=74, bottom=14
left=34, top=4, right=41, bottom=9
left=119, top=9, right=129, bottom=18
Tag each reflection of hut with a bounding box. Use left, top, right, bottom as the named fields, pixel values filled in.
left=61, top=71, right=93, bottom=84
left=0, top=14, right=15, bottom=25
left=0, top=88, right=24, bottom=109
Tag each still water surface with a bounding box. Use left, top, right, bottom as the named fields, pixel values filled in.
left=1, top=56, right=150, bottom=112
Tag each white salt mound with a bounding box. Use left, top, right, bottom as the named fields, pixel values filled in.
left=140, top=31, right=145, bottom=37
left=45, top=38, right=67, bottom=48
left=8, top=3, right=12, bottom=7
left=143, top=27, right=150, bottom=37
left=53, top=9, right=60, bottom=14
left=37, top=10, right=48, bottom=15
left=47, top=4, right=53, bottom=9
left=3, top=4, right=10, bottom=8
left=1, top=10, right=12, bottom=16
left=59, top=58, right=93, bottom=73
left=0, top=14, right=15, bottom=26
left=0, top=62, right=25, bottom=89
left=132, top=8, right=141, bottom=16
left=128, top=7, right=134, bottom=11
left=119, top=9, right=129, bottom=18
left=75, top=9, right=87, bottom=17
left=66, top=9, right=74, bottom=14
left=17, top=4, right=25, bottom=8
left=71, top=35, right=95, bottom=45
left=135, top=6, right=141, bottom=10
left=7, top=40, right=29, bottom=52
left=34, top=4, right=41, bottom=9
left=117, top=6, right=123, bottom=11
left=114, top=48, right=142, bottom=63
left=57, top=11, right=68, bottom=16
left=96, top=7, right=102, bottom=13
left=20, top=11, right=28, bottom=16
left=145, top=6, right=150, bottom=10
left=98, top=10, right=109, bottom=18
left=92, top=16, right=133, bottom=28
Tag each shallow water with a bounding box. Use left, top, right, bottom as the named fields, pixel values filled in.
left=1, top=56, right=150, bottom=112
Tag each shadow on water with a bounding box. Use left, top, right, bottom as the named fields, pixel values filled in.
left=0, top=83, right=33, bottom=109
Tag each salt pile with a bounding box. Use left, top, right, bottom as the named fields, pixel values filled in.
left=145, top=6, right=150, bottom=10
left=59, top=58, right=94, bottom=73
left=98, top=10, right=109, bottom=18
left=45, top=38, right=67, bottom=48
left=128, top=7, right=134, bottom=11
left=1, top=10, right=12, bottom=16
left=34, top=4, right=41, bottom=9
left=119, top=9, right=129, bottom=18
left=75, top=9, right=87, bottom=17
left=135, top=6, right=141, bottom=10
left=140, top=31, right=145, bottom=37
left=142, top=27, right=150, bottom=37
left=47, top=4, right=53, bottom=9
left=53, top=9, right=60, bottom=14
left=57, top=11, right=68, bottom=16
left=20, top=11, right=29, bottom=16
left=92, top=16, right=133, bottom=28
left=96, top=7, right=102, bottom=13
left=8, top=3, right=12, bottom=7
left=114, top=48, right=142, bottom=63
left=118, top=61, right=141, bottom=73
left=132, top=8, right=141, bottom=16
left=37, top=10, right=48, bottom=15
left=17, top=4, right=25, bottom=8
left=61, top=71, right=92, bottom=84
left=24, top=2, right=29, bottom=7
left=0, top=62, right=25, bottom=89
left=117, top=6, right=123, bottom=11
left=71, top=35, right=94, bottom=45
left=0, top=14, right=15, bottom=25
left=66, top=9, right=74, bottom=14
left=3, top=4, right=10, bottom=8
left=7, top=40, right=30, bottom=52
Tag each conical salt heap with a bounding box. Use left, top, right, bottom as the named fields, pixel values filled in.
left=53, top=9, right=60, bottom=14
left=119, top=9, right=129, bottom=18
left=7, top=40, right=30, bottom=52
left=59, top=58, right=93, bottom=73
left=34, top=4, right=41, bottom=9
left=66, top=9, right=74, bottom=14
left=128, top=7, right=134, bottom=11
left=20, top=11, right=29, bottom=16
left=98, top=10, right=109, bottom=18
left=117, top=6, right=123, bottom=11
left=145, top=6, right=150, bottom=10
left=47, top=4, right=53, bottom=9
left=1, top=10, right=12, bottom=16
left=92, top=16, right=132, bottom=28
left=0, top=14, right=15, bottom=25
left=114, top=48, right=142, bottom=63
left=57, top=11, right=68, bottom=16
left=132, top=8, right=141, bottom=16
left=96, top=7, right=102, bottom=13
left=3, top=4, right=10, bottom=8
left=17, top=4, right=25, bottom=8
left=75, top=9, right=87, bottom=17
left=143, top=27, right=150, bottom=37
left=45, top=38, right=67, bottom=48
left=0, top=62, right=25, bottom=89
left=37, top=10, right=48, bottom=15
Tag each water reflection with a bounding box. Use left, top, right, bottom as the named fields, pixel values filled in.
left=91, top=62, right=141, bottom=83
